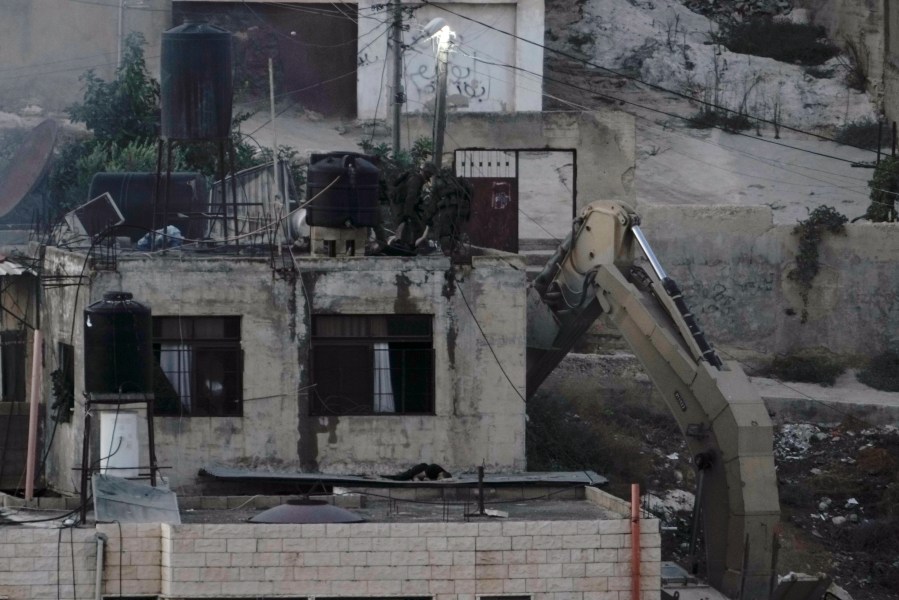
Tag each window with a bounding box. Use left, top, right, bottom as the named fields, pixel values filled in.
left=0, top=330, right=25, bottom=402
left=152, top=317, right=242, bottom=417
left=311, top=315, right=434, bottom=415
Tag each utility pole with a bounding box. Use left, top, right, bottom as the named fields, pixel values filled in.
left=391, top=0, right=404, bottom=156
left=432, top=30, right=451, bottom=169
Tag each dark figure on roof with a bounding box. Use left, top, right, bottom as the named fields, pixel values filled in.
left=389, top=162, right=437, bottom=248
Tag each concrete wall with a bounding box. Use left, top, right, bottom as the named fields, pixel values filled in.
left=0, top=527, right=100, bottom=599
left=39, top=249, right=526, bottom=492
left=0, top=0, right=171, bottom=113
left=638, top=204, right=899, bottom=359
left=406, top=111, right=637, bottom=205
left=0, top=498, right=661, bottom=600
left=93, top=512, right=659, bottom=599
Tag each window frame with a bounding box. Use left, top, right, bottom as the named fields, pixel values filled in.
left=310, top=314, right=435, bottom=417
left=152, top=316, right=243, bottom=418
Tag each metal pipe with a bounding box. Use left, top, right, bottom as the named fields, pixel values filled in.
left=391, top=0, right=404, bottom=154
left=477, top=466, right=485, bottom=515
left=630, top=483, right=641, bottom=600
left=432, top=32, right=450, bottom=168
left=631, top=225, right=668, bottom=280
left=24, top=329, right=42, bottom=500
left=94, top=532, right=108, bottom=600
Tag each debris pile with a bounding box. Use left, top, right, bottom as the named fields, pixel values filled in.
left=776, top=421, right=899, bottom=599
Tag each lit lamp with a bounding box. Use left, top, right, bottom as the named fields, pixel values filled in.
left=429, top=22, right=455, bottom=169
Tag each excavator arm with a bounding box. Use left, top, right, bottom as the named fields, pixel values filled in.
left=527, top=201, right=780, bottom=600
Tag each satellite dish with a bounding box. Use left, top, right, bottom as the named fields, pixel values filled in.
left=0, top=119, right=59, bottom=218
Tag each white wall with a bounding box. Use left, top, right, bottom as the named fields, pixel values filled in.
left=358, top=0, right=545, bottom=119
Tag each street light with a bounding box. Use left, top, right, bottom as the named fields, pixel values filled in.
left=431, top=24, right=455, bottom=169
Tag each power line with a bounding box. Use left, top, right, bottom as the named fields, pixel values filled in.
left=421, top=0, right=883, bottom=157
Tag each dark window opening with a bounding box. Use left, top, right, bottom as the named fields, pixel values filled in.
left=152, top=316, right=242, bottom=417
left=50, top=342, right=76, bottom=422
left=311, top=315, right=434, bottom=416
left=0, top=330, right=26, bottom=402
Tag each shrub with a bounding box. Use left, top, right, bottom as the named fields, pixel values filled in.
left=857, top=352, right=899, bottom=392
left=763, top=354, right=845, bottom=386
left=864, top=156, right=899, bottom=222
left=715, top=19, right=839, bottom=66
left=835, top=119, right=883, bottom=151
left=788, top=206, right=848, bottom=322
left=687, top=108, right=753, bottom=132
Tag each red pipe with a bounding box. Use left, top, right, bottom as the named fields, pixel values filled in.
left=25, top=330, right=42, bottom=500
left=631, top=483, right=641, bottom=600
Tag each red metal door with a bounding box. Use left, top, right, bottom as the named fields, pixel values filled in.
left=455, top=150, right=518, bottom=253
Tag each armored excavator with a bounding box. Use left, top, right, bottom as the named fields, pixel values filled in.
left=526, top=201, right=780, bottom=600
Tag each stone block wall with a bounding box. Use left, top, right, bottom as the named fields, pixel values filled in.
left=0, top=498, right=661, bottom=599
left=0, top=527, right=98, bottom=599
left=154, top=519, right=661, bottom=599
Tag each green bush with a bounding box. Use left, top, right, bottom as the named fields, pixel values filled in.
left=688, top=108, right=753, bottom=132
left=763, top=354, right=845, bottom=386
left=857, top=352, right=899, bottom=392
left=864, top=155, right=899, bottom=222
left=835, top=119, right=883, bottom=151
left=716, top=19, right=839, bottom=66
left=788, top=206, right=848, bottom=322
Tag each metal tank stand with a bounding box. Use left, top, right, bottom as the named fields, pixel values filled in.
left=77, top=392, right=160, bottom=524
left=151, top=137, right=242, bottom=251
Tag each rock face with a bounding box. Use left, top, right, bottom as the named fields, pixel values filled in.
left=683, top=0, right=794, bottom=21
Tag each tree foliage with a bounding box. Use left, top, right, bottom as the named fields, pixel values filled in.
left=68, top=33, right=160, bottom=145
left=865, top=155, right=899, bottom=222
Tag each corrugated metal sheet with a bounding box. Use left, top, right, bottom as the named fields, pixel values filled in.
left=0, top=256, right=33, bottom=277
left=208, top=161, right=296, bottom=244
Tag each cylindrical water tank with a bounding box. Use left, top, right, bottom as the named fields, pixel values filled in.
left=305, top=153, right=380, bottom=228
left=100, top=410, right=140, bottom=478
left=84, top=292, right=153, bottom=395
left=161, top=21, right=233, bottom=141
left=88, top=172, right=207, bottom=242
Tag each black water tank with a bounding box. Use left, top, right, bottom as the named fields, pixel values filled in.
left=84, top=292, right=153, bottom=395
left=305, top=153, right=380, bottom=228
left=161, top=21, right=233, bottom=141
left=89, top=172, right=206, bottom=242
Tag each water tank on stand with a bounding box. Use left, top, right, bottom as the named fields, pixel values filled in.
left=161, top=21, right=233, bottom=141
left=84, top=292, right=153, bottom=395
left=305, top=153, right=380, bottom=228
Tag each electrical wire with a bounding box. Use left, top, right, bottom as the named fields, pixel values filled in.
left=420, top=0, right=883, bottom=156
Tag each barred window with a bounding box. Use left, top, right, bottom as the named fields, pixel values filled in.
left=152, top=317, right=242, bottom=417
left=311, top=315, right=434, bottom=416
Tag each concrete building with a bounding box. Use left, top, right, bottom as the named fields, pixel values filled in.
left=38, top=246, right=527, bottom=493
left=0, top=0, right=544, bottom=119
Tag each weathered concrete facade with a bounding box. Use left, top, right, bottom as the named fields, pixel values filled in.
left=39, top=248, right=527, bottom=492
left=405, top=111, right=637, bottom=205
left=638, top=204, right=899, bottom=358
left=0, top=488, right=661, bottom=600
